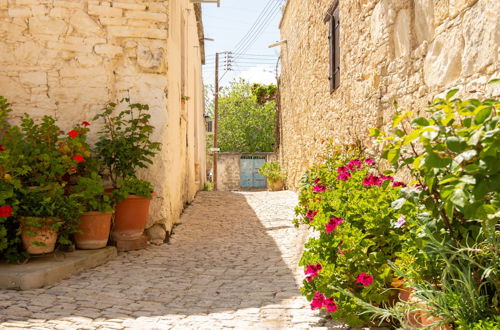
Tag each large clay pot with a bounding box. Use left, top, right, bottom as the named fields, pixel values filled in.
left=111, top=195, right=152, bottom=241
left=268, top=180, right=284, bottom=191
left=21, top=217, right=58, bottom=255
left=75, top=211, right=113, bottom=249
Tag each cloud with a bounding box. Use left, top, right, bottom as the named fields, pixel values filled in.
left=239, top=65, right=276, bottom=85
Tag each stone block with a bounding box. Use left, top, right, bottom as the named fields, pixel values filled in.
left=49, top=7, right=69, bottom=19
left=145, top=224, right=167, bottom=245
left=94, top=44, right=123, bottom=58
left=19, top=71, right=47, bottom=86
left=8, top=7, right=31, bottom=18
left=53, top=0, right=85, bottom=9
left=125, top=10, right=167, bottom=22
left=0, top=247, right=117, bottom=290
left=433, top=0, right=449, bottom=26
left=414, top=0, right=435, bottom=44
left=113, top=2, right=147, bottom=10
left=70, top=10, right=103, bottom=36
left=393, top=9, right=411, bottom=58
left=113, top=235, right=148, bottom=252
left=29, top=16, right=67, bottom=35
left=47, top=41, right=93, bottom=53
left=88, top=4, right=123, bottom=18
left=107, top=26, right=167, bottom=39
left=31, top=5, right=48, bottom=16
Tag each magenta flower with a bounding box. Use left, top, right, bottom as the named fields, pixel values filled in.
left=337, top=166, right=348, bottom=174
left=346, top=159, right=363, bottom=171
left=365, top=158, right=375, bottom=165
left=324, top=297, right=338, bottom=313
left=306, top=210, right=318, bottom=222
left=326, top=217, right=344, bottom=233
left=392, top=181, right=406, bottom=188
left=337, top=172, right=352, bottom=181
left=313, top=184, right=327, bottom=192
left=310, top=292, right=325, bottom=310
left=363, top=174, right=382, bottom=187
left=394, top=215, right=406, bottom=228
left=381, top=175, right=394, bottom=182
left=313, top=177, right=320, bottom=184
left=356, top=273, right=374, bottom=286
left=305, top=264, right=322, bottom=282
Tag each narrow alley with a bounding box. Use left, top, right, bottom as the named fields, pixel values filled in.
left=0, top=191, right=346, bottom=329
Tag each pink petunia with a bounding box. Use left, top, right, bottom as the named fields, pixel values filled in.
left=346, top=159, right=363, bottom=171
left=324, top=297, right=338, bottom=313
left=365, top=158, right=375, bottom=165
left=356, top=273, right=374, bottom=286
left=313, top=184, right=327, bottom=192
left=337, top=172, right=352, bottom=181
left=305, top=264, right=322, bottom=282
left=363, top=174, right=382, bottom=187
left=326, top=217, right=344, bottom=233
left=310, top=292, right=325, bottom=310
left=381, top=176, right=394, bottom=182
left=306, top=210, right=318, bottom=222
left=392, top=181, right=407, bottom=188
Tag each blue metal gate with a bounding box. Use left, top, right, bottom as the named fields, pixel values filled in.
left=240, top=156, right=267, bottom=188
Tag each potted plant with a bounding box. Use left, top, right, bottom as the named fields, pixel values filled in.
left=93, top=99, right=160, bottom=241
left=258, top=161, right=286, bottom=191
left=71, top=172, right=114, bottom=249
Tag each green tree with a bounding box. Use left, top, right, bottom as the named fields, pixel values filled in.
left=212, top=79, right=276, bottom=152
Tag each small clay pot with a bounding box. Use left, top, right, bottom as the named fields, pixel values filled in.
left=268, top=180, right=284, bottom=191
left=21, top=217, right=58, bottom=255
left=75, top=211, right=113, bottom=249
left=111, top=194, right=153, bottom=241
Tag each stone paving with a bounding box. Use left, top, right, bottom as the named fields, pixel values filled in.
left=0, top=191, right=347, bottom=329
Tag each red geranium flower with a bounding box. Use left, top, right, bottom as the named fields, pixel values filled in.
left=81, top=121, right=90, bottom=126
left=72, top=155, right=84, bottom=162
left=0, top=205, right=13, bottom=217
left=0, top=145, right=5, bottom=151
left=356, top=272, right=374, bottom=286
left=68, top=130, right=79, bottom=139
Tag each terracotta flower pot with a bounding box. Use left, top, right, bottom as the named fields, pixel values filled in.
left=268, top=180, right=284, bottom=191
left=75, top=211, right=113, bottom=249
left=21, top=217, right=58, bottom=255
left=111, top=194, right=153, bottom=241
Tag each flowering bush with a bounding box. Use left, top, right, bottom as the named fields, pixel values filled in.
left=295, top=145, right=416, bottom=325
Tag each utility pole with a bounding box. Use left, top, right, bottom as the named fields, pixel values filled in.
left=213, top=53, right=219, bottom=190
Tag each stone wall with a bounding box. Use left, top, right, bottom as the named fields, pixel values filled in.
left=0, top=0, right=206, bottom=239
left=279, top=0, right=499, bottom=188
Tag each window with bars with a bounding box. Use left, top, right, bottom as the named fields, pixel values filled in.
left=327, top=3, right=340, bottom=92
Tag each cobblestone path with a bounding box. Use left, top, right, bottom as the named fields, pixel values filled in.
left=1, top=191, right=346, bottom=329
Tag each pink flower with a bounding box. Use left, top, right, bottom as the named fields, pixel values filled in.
left=392, top=181, right=406, bottom=188
left=305, top=264, right=322, bottom=282
left=81, top=121, right=90, bottom=126
left=324, top=297, right=338, bottom=313
left=363, top=174, right=382, bottom=187
left=356, top=273, right=374, bottom=286
left=346, top=159, right=363, bottom=171
left=337, top=166, right=348, bottom=174
left=306, top=210, right=318, bottom=222
left=337, top=172, right=351, bottom=181
left=310, top=292, right=325, bottom=310
left=72, top=155, right=84, bottom=163
left=0, top=205, right=13, bottom=217
left=68, top=130, right=79, bottom=139
left=313, top=177, right=320, bottom=185
left=394, top=215, right=406, bottom=228
left=365, top=158, right=375, bottom=165
left=326, top=217, right=344, bottom=233
left=381, top=176, right=394, bottom=182
left=313, top=184, right=327, bottom=192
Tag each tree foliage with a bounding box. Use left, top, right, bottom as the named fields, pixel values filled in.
left=214, top=79, right=276, bottom=152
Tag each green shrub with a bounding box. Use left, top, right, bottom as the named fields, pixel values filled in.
left=258, top=161, right=285, bottom=183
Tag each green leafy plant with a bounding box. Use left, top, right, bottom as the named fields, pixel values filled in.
left=258, top=161, right=285, bottom=183
left=93, top=99, right=161, bottom=189
left=71, top=173, right=113, bottom=213
left=295, top=144, right=415, bottom=325
left=367, top=89, right=499, bottom=327
left=111, top=176, right=154, bottom=203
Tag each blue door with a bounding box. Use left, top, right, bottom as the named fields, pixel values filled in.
left=240, top=156, right=267, bottom=188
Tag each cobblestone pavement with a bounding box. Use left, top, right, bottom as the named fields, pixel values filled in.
left=1, top=191, right=347, bottom=329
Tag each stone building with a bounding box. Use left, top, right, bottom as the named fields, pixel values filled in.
left=278, top=0, right=499, bottom=188
left=0, top=0, right=207, bottom=241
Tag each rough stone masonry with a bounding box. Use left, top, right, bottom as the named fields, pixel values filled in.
left=279, top=0, right=499, bottom=188
left=0, top=0, right=207, bottom=238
